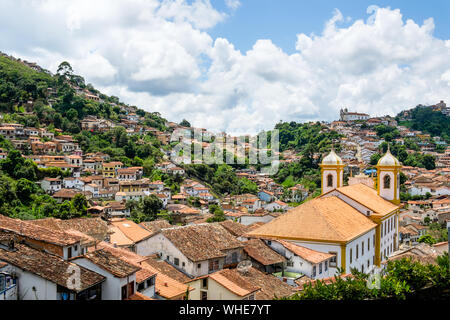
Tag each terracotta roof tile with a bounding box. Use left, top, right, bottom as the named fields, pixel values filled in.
left=0, top=242, right=105, bottom=292
left=243, top=239, right=286, bottom=266
left=142, top=262, right=192, bottom=299
left=277, top=240, right=335, bottom=264
left=210, top=267, right=295, bottom=299
left=209, top=269, right=260, bottom=297
left=144, top=255, right=191, bottom=283
left=161, top=223, right=243, bottom=262
left=246, top=197, right=377, bottom=243
left=126, top=292, right=155, bottom=300
left=219, top=220, right=250, bottom=237
left=111, top=219, right=152, bottom=243
left=139, top=220, right=173, bottom=237
left=83, top=249, right=140, bottom=278
left=333, top=184, right=399, bottom=216
left=0, top=215, right=82, bottom=246
left=29, top=217, right=109, bottom=241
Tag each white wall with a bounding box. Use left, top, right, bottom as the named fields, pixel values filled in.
left=379, top=172, right=396, bottom=201
left=73, top=258, right=135, bottom=300
left=322, top=170, right=338, bottom=194
left=267, top=241, right=331, bottom=279
left=380, top=214, right=398, bottom=261
left=345, top=230, right=376, bottom=273
left=2, top=265, right=57, bottom=300
left=135, top=238, right=156, bottom=257
left=239, top=214, right=274, bottom=226
left=63, top=243, right=86, bottom=260
left=207, top=278, right=253, bottom=300
left=146, top=233, right=209, bottom=278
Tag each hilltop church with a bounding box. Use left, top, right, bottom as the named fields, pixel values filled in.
left=248, top=147, right=402, bottom=275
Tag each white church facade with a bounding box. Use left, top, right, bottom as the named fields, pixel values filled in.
left=248, top=148, right=401, bottom=275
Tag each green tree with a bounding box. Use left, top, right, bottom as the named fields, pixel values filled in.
left=141, top=195, right=164, bottom=221
left=418, top=234, right=437, bottom=245
left=207, top=205, right=226, bottom=223
left=180, top=119, right=191, bottom=127
left=15, top=178, right=37, bottom=203
left=72, top=194, right=88, bottom=217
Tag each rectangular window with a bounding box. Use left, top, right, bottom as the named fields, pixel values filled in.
left=319, top=263, right=322, bottom=274
left=128, top=281, right=135, bottom=297
left=209, top=260, right=219, bottom=272
left=325, top=261, right=328, bottom=271
left=350, top=249, right=353, bottom=264
left=356, top=245, right=359, bottom=259
left=202, top=278, right=208, bottom=289
left=121, top=285, right=127, bottom=300
left=174, top=258, right=179, bottom=266
left=197, top=263, right=201, bottom=269
left=329, top=252, right=337, bottom=267
left=201, top=291, right=208, bottom=301
left=368, top=238, right=370, bottom=251
left=312, top=266, right=317, bottom=277
left=362, top=242, right=364, bottom=256
left=287, top=258, right=294, bottom=267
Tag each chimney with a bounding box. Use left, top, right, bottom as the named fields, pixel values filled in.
left=113, top=242, right=118, bottom=248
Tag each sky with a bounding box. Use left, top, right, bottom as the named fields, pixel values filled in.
left=0, top=0, right=449, bottom=135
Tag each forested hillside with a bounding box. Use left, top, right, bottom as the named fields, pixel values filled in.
left=397, top=106, right=449, bottom=142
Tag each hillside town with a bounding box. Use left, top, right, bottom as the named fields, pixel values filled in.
left=0, top=52, right=448, bottom=301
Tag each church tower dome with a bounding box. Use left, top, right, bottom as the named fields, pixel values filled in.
left=320, top=149, right=345, bottom=194
left=376, top=145, right=402, bottom=205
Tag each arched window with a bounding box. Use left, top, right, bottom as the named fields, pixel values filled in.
left=383, top=175, right=391, bottom=189
left=327, top=174, right=333, bottom=187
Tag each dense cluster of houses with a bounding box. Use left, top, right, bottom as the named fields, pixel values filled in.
left=1, top=212, right=345, bottom=300
left=397, top=194, right=450, bottom=244
left=402, top=166, right=450, bottom=197
left=328, top=105, right=449, bottom=169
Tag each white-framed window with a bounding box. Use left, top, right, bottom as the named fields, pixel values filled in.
left=287, top=258, right=294, bottom=267
left=329, top=252, right=337, bottom=267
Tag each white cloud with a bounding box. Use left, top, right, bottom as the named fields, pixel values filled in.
left=0, top=2, right=449, bottom=135
left=225, top=0, right=241, bottom=11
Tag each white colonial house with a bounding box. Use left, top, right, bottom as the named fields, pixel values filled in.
left=40, top=178, right=62, bottom=194
left=144, top=224, right=244, bottom=278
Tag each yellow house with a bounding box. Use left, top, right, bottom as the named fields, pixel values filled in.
left=119, top=181, right=144, bottom=193
left=102, top=161, right=123, bottom=178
